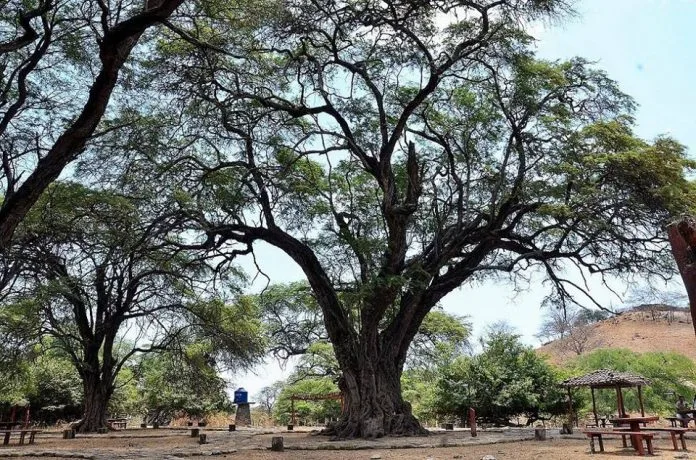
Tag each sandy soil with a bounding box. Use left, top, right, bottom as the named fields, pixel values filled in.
left=5, top=429, right=694, bottom=460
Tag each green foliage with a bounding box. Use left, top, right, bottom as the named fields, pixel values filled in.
left=568, top=349, right=696, bottom=416
left=435, top=331, right=566, bottom=425
left=134, top=349, right=232, bottom=421
left=0, top=342, right=82, bottom=424
left=273, top=378, right=340, bottom=426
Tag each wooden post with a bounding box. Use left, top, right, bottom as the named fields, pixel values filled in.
left=591, top=387, right=598, bottom=427
left=566, top=387, right=575, bottom=428
left=198, top=434, right=207, bottom=444
left=616, top=385, right=626, bottom=417
left=271, top=436, right=284, bottom=451
left=23, top=406, right=29, bottom=428
left=638, top=385, right=645, bottom=417
left=468, top=407, right=477, bottom=437
left=10, top=406, right=16, bottom=423
left=291, top=397, right=296, bottom=426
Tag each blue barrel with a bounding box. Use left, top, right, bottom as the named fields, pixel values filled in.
left=233, top=387, right=248, bottom=404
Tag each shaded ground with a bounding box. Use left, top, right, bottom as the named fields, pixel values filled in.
left=1, top=427, right=695, bottom=459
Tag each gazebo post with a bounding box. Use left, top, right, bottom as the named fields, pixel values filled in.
left=566, top=388, right=575, bottom=427
left=591, top=387, right=599, bottom=427
left=638, top=385, right=645, bottom=417
left=616, top=385, right=626, bottom=417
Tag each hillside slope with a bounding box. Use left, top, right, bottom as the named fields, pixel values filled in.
left=537, top=306, right=696, bottom=365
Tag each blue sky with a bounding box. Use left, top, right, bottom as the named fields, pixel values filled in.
left=232, top=0, right=696, bottom=395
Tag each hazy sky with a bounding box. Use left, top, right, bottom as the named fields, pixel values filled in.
left=231, top=0, right=696, bottom=396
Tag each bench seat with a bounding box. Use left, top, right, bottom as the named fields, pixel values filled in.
left=582, top=430, right=655, bottom=456
left=640, top=427, right=688, bottom=450
left=0, top=429, right=42, bottom=446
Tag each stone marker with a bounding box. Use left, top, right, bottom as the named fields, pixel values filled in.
left=271, top=436, right=284, bottom=451
left=191, top=428, right=200, bottom=437
left=534, top=427, right=546, bottom=441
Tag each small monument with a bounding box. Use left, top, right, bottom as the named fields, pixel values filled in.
left=233, top=387, right=253, bottom=426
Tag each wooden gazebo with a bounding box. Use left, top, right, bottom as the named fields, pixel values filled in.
left=561, top=369, right=650, bottom=427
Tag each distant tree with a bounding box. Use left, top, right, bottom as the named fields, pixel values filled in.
left=537, top=305, right=608, bottom=355
left=134, top=347, right=234, bottom=425
left=435, top=330, right=566, bottom=426
left=0, top=183, right=265, bottom=431
left=257, top=381, right=284, bottom=415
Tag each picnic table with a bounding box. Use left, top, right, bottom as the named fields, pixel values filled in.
left=107, top=418, right=128, bottom=429
left=609, top=416, right=660, bottom=454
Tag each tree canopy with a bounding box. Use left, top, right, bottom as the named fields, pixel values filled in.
left=0, top=182, right=265, bottom=431
left=1, top=0, right=694, bottom=439
left=435, top=330, right=566, bottom=426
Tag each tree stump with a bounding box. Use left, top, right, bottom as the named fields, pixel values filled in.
left=229, top=424, right=236, bottom=431
left=199, top=434, right=207, bottom=444
left=190, top=428, right=200, bottom=437
left=62, top=429, right=75, bottom=439
left=535, top=427, right=547, bottom=441
left=271, top=436, right=284, bottom=452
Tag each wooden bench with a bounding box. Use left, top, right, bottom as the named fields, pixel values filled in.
left=641, top=427, right=688, bottom=450
left=582, top=430, right=655, bottom=456
left=666, top=416, right=691, bottom=427
left=0, top=429, right=41, bottom=445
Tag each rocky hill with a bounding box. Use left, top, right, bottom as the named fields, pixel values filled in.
left=536, top=305, right=696, bottom=365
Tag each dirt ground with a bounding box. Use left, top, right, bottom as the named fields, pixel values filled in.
left=3, top=428, right=694, bottom=459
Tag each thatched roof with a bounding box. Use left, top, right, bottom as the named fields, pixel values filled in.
left=561, top=369, right=650, bottom=388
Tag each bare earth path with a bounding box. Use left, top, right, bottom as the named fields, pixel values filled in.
left=0, top=427, right=693, bottom=459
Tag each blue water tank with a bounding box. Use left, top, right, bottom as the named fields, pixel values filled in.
left=233, top=387, right=248, bottom=404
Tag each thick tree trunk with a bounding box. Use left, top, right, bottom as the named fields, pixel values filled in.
left=667, top=218, right=696, bottom=335
left=75, top=374, right=113, bottom=433
left=324, top=354, right=428, bottom=439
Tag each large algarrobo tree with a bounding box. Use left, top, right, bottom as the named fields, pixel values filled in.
left=2, top=183, right=265, bottom=431
left=126, top=0, right=694, bottom=438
